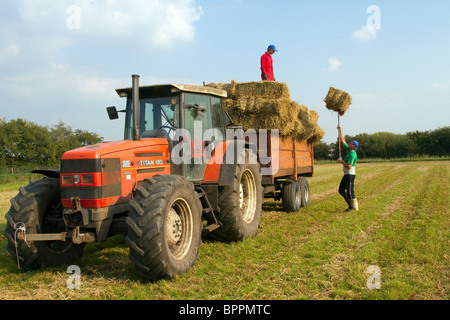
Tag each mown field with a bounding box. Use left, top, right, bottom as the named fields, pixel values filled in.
left=0, top=161, right=448, bottom=300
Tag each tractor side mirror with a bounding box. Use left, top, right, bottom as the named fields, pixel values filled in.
left=107, top=106, right=119, bottom=120
left=107, top=106, right=126, bottom=120
left=197, top=103, right=207, bottom=118
left=186, top=103, right=207, bottom=118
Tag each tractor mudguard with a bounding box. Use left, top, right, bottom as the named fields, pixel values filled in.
left=32, top=169, right=60, bottom=179
left=202, top=140, right=257, bottom=186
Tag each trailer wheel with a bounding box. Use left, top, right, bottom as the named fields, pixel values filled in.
left=211, top=149, right=262, bottom=242
left=126, top=175, right=202, bottom=281
left=4, top=178, right=84, bottom=270
left=282, top=179, right=301, bottom=212
left=300, top=177, right=310, bottom=208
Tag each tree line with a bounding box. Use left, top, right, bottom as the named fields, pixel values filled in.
left=1, top=118, right=448, bottom=166
left=314, top=127, right=450, bottom=160
left=0, top=119, right=103, bottom=167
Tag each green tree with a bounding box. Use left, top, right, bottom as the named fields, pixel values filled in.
left=74, top=129, right=103, bottom=147
left=50, top=121, right=81, bottom=161
left=407, top=130, right=431, bottom=155
left=407, top=127, right=450, bottom=156
left=428, top=127, right=450, bottom=156
left=0, top=119, right=103, bottom=166
left=314, top=140, right=332, bottom=160
left=0, top=119, right=53, bottom=165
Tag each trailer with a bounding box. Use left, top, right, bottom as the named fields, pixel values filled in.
left=247, top=130, right=313, bottom=212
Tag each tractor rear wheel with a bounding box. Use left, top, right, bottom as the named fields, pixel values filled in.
left=126, top=175, right=202, bottom=281
left=210, top=149, right=262, bottom=242
left=4, top=178, right=84, bottom=270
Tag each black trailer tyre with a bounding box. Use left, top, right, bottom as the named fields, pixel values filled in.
left=211, top=149, right=263, bottom=242
left=126, top=175, right=202, bottom=280
left=282, top=179, right=301, bottom=212
left=300, top=177, right=310, bottom=208
left=4, top=178, right=84, bottom=270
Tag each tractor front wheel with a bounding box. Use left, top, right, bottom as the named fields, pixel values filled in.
left=4, top=178, right=84, bottom=270
left=126, top=175, right=202, bottom=281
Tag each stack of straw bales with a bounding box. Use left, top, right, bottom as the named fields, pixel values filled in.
left=206, top=81, right=325, bottom=143
left=324, top=87, right=352, bottom=116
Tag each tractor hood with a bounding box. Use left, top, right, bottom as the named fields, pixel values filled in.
left=61, top=138, right=169, bottom=160
left=59, top=138, right=171, bottom=209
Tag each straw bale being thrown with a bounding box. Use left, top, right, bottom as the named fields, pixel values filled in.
left=206, top=81, right=325, bottom=143
left=323, top=86, right=353, bottom=158
left=324, top=87, right=352, bottom=116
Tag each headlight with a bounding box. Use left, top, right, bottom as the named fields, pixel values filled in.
left=82, top=174, right=94, bottom=185
left=62, top=175, right=73, bottom=185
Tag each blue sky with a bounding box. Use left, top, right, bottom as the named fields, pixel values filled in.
left=1, top=0, right=449, bottom=143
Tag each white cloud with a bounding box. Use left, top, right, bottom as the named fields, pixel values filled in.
left=15, top=0, right=203, bottom=48
left=0, top=0, right=204, bottom=101
left=0, top=44, right=21, bottom=62
left=322, top=57, right=342, bottom=72
left=4, top=44, right=20, bottom=55
left=352, top=25, right=377, bottom=41
left=1, top=1, right=204, bottom=141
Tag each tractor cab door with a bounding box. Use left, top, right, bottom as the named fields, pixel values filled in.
left=183, top=93, right=226, bottom=182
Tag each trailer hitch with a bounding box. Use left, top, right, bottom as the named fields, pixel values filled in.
left=64, top=197, right=90, bottom=226
left=71, top=226, right=95, bottom=244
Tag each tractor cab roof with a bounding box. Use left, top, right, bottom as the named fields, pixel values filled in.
left=115, top=83, right=227, bottom=99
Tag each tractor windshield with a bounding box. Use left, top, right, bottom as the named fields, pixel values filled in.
left=125, top=95, right=180, bottom=140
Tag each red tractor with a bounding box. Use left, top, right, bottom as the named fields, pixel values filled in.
left=4, top=75, right=312, bottom=280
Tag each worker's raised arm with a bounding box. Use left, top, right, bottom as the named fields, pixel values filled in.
left=337, top=125, right=346, bottom=145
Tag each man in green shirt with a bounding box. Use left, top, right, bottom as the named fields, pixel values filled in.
left=337, top=125, right=359, bottom=211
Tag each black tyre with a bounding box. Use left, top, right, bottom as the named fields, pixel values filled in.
left=210, top=149, right=263, bottom=242
left=300, top=177, right=310, bottom=208
left=282, top=179, right=301, bottom=212
left=4, top=178, right=84, bottom=270
left=126, top=175, right=202, bottom=280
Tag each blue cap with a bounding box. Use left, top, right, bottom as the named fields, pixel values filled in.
left=268, top=44, right=278, bottom=52
left=352, top=140, right=359, bottom=151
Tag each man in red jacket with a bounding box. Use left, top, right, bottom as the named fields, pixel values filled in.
left=261, top=44, right=277, bottom=81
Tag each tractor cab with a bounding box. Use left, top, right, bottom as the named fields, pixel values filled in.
left=108, top=79, right=233, bottom=182
left=110, top=82, right=231, bottom=140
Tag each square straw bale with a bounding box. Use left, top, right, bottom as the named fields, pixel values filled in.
left=324, top=87, right=352, bottom=116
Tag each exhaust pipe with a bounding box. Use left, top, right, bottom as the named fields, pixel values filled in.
left=132, top=74, right=140, bottom=141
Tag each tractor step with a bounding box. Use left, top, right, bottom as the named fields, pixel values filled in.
left=195, top=187, right=222, bottom=236
left=202, top=223, right=220, bottom=235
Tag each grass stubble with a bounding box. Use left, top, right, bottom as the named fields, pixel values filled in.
left=0, top=161, right=448, bottom=300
